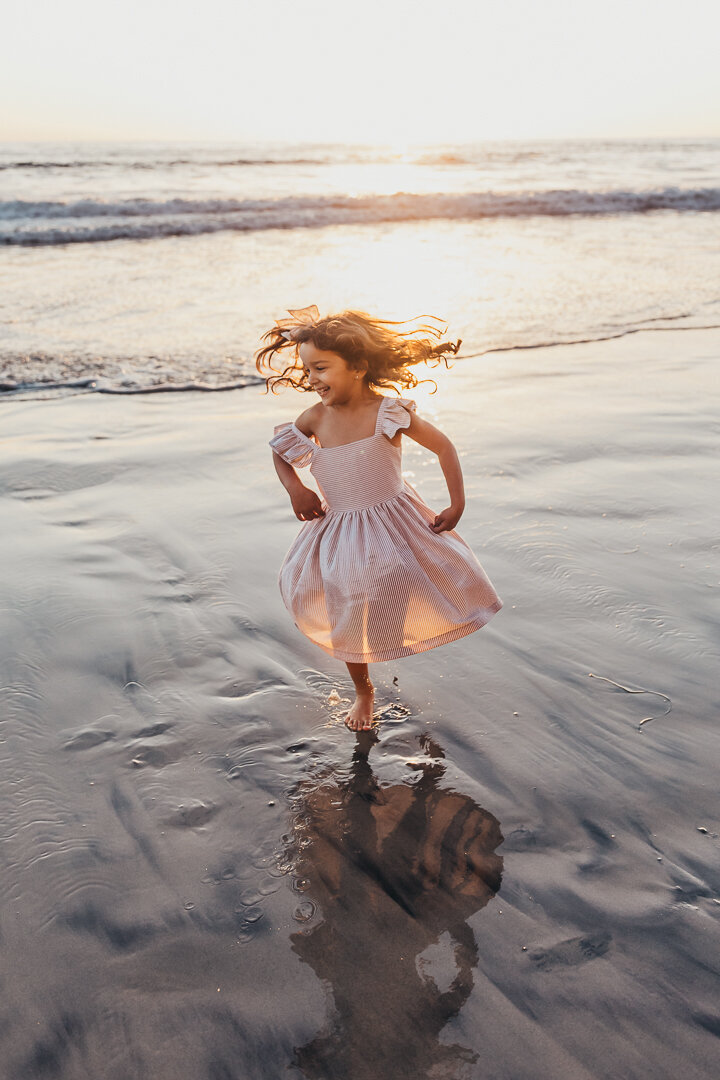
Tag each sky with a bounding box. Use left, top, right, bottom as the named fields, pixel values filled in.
left=4, top=0, right=720, bottom=143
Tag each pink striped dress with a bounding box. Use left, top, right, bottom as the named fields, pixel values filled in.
left=270, top=396, right=502, bottom=663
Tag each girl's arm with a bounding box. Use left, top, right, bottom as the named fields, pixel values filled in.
left=402, top=414, right=466, bottom=533
left=272, top=453, right=325, bottom=520
left=272, top=407, right=325, bottom=521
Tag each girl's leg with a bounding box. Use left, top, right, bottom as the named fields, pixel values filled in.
left=345, top=662, right=375, bottom=731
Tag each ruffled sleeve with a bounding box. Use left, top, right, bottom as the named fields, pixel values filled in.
left=378, top=397, right=417, bottom=439
left=269, top=423, right=317, bottom=468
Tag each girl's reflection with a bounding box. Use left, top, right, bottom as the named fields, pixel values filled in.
left=287, top=731, right=504, bottom=1080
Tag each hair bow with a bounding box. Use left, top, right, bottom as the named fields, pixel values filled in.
left=274, top=304, right=320, bottom=342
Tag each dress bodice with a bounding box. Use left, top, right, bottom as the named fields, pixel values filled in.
left=270, top=397, right=417, bottom=513
left=310, top=436, right=404, bottom=512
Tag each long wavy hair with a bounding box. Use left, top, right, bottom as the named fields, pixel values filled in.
left=255, top=309, right=462, bottom=394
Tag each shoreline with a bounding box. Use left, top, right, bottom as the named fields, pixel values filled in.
left=3, top=319, right=720, bottom=401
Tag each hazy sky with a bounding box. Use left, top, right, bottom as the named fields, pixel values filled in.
left=4, top=0, right=719, bottom=142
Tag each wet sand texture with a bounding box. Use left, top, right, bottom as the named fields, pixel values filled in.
left=1, top=327, right=719, bottom=1079
left=288, top=733, right=503, bottom=1079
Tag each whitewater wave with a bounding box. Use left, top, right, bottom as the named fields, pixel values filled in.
left=0, top=350, right=265, bottom=399
left=2, top=187, right=719, bottom=246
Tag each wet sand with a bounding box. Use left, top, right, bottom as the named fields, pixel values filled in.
left=1, top=326, right=719, bottom=1079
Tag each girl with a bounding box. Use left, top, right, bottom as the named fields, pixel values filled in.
left=256, top=306, right=502, bottom=732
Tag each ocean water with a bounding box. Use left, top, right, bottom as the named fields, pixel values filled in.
left=1, top=138, right=719, bottom=396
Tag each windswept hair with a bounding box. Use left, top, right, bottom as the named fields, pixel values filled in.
left=255, top=309, right=462, bottom=394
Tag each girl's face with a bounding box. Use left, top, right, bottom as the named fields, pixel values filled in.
left=299, top=341, right=363, bottom=406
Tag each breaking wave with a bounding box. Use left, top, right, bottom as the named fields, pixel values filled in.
left=3, top=186, right=718, bottom=246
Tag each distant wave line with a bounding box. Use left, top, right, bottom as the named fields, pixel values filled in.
left=0, top=151, right=537, bottom=170
left=0, top=157, right=338, bottom=170
left=2, top=187, right=719, bottom=246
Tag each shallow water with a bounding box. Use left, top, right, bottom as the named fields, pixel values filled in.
left=1, top=329, right=719, bottom=1078
left=3, top=137, right=720, bottom=396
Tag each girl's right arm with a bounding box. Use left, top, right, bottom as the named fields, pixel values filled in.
left=272, top=454, right=325, bottom=520
left=272, top=406, right=325, bottom=521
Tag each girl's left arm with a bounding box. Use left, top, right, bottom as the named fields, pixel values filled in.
left=403, top=414, right=465, bottom=533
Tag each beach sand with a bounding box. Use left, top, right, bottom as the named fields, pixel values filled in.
left=1, top=326, right=719, bottom=1079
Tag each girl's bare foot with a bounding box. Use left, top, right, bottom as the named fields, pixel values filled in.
left=344, top=662, right=375, bottom=732
left=345, top=688, right=375, bottom=731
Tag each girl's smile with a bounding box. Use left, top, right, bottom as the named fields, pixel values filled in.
left=298, top=341, right=366, bottom=407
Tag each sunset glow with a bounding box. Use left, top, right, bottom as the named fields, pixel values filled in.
left=4, top=0, right=719, bottom=142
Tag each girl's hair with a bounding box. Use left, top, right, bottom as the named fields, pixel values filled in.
left=255, top=310, right=461, bottom=394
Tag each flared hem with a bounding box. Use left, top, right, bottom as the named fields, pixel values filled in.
left=296, top=601, right=503, bottom=664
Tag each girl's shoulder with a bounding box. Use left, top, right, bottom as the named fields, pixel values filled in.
left=294, top=403, right=323, bottom=438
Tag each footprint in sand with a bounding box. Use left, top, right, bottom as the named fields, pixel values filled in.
left=529, top=931, right=611, bottom=971
left=127, top=740, right=183, bottom=769
left=62, top=726, right=116, bottom=751
left=163, top=799, right=219, bottom=829
left=125, top=720, right=183, bottom=768
left=373, top=702, right=412, bottom=724
left=132, top=721, right=174, bottom=738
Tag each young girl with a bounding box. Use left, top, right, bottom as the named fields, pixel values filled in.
left=257, top=306, right=502, bottom=732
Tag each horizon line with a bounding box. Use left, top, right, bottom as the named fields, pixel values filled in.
left=2, top=132, right=720, bottom=146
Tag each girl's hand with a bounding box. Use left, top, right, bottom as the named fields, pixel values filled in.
left=431, top=505, right=464, bottom=533
left=291, top=486, right=326, bottom=521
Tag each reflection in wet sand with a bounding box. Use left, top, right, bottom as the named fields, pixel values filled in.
left=286, top=732, right=504, bottom=1080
